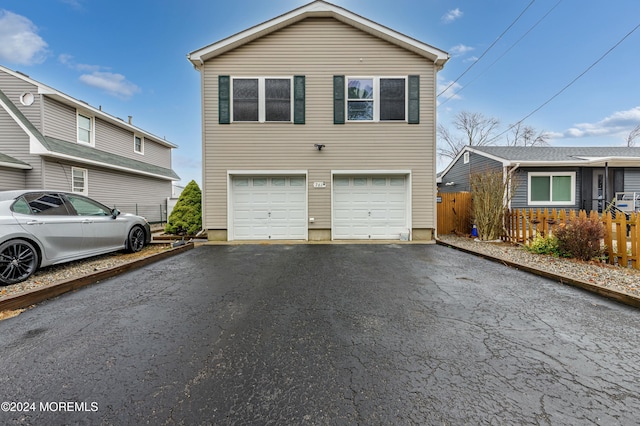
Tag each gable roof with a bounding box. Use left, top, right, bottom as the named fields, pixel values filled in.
left=470, top=146, right=640, bottom=163
left=467, top=146, right=640, bottom=167
left=0, top=65, right=177, bottom=149
left=0, top=88, right=178, bottom=181
left=187, top=0, right=449, bottom=69
left=438, top=145, right=640, bottom=182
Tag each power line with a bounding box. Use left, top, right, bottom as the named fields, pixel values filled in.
left=439, top=0, right=562, bottom=106
left=490, top=20, right=640, bottom=143
left=437, top=0, right=536, bottom=98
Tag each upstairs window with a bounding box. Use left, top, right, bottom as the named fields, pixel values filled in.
left=134, top=135, right=144, bottom=154
left=347, top=77, right=407, bottom=122
left=77, top=112, right=94, bottom=145
left=232, top=77, right=292, bottom=122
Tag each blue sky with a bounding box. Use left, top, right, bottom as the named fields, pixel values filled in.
left=1, top=0, right=639, bottom=183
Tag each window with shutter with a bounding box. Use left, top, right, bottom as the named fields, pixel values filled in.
left=223, top=77, right=299, bottom=123
left=336, top=76, right=415, bottom=123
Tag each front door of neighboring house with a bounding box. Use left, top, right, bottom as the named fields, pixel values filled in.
left=593, top=169, right=605, bottom=212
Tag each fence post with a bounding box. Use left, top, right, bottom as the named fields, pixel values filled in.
left=630, top=213, right=638, bottom=270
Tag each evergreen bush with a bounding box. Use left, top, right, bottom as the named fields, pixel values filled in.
left=165, top=180, right=202, bottom=235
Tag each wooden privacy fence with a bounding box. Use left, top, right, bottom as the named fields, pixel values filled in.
left=504, top=208, right=640, bottom=270
left=437, top=192, right=472, bottom=235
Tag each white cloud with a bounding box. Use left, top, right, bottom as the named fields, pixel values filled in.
left=449, top=44, right=474, bottom=57
left=554, top=106, right=640, bottom=139
left=437, top=76, right=463, bottom=104
left=59, top=54, right=102, bottom=72
left=79, top=72, right=141, bottom=99
left=442, top=8, right=463, bottom=24
left=0, top=10, right=48, bottom=65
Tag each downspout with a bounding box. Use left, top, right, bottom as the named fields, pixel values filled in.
left=506, top=163, right=521, bottom=210
left=604, top=161, right=609, bottom=210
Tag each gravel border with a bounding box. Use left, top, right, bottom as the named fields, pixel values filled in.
left=438, top=234, right=640, bottom=305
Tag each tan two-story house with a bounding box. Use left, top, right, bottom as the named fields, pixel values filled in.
left=188, top=0, right=448, bottom=241
left=0, top=65, right=179, bottom=222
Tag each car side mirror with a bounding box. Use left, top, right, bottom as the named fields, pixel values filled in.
left=111, top=208, right=120, bottom=219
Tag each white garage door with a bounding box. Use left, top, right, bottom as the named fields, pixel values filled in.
left=231, top=176, right=307, bottom=240
left=333, top=176, right=408, bottom=239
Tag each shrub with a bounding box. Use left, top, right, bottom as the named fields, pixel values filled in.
left=165, top=180, right=202, bottom=235
left=526, top=235, right=565, bottom=257
left=470, top=170, right=516, bottom=240
left=553, top=216, right=605, bottom=261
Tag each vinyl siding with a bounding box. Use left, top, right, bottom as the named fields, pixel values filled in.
left=0, top=103, right=43, bottom=188
left=42, top=96, right=77, bottom=142
left=511, top=167, right=582, bottom=210
left=201, top=17, right=438, bottom=231
left=0, top=71, right=43, bottom=132
left=625, top=168, right=640, bottom=192
left=0, top=70, right=44, bottom=187
left=0, top=167, right=26, bottom=190
left=43, top=159, right=171, bottom=206
left=43, top=97, right=172, bottom=168
left=439, top=152, right=503, bottom=193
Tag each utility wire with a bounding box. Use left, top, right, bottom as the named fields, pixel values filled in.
left=489, top=20, right=640, bottom=143
left=437, top=0, right=536, bottom=98
left=439, top=0, right=562, bottom=106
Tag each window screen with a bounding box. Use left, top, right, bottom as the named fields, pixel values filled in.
left=380, top=78, right=405, bottom=120
left=233, top=79, right=259, bottom=122
left=265, top=79, right=291, bottom=122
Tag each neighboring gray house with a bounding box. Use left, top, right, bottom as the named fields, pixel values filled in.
left=438, top=145, right=640, bottom=213
left=0, top=65, right=179, bottom=220
left=187, top=0, right=449, bottom=241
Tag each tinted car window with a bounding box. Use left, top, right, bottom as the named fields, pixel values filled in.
left=23, top=193, right=74, bottom=216
left=65, top=194, right=111, bottom=216
left=11, top=197, right=32, bottom=215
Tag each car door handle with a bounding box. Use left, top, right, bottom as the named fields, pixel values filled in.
left=82, top=219, right=93, bottom=224
left=26, top=220, right=44, bottom=225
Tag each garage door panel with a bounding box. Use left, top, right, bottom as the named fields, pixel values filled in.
left=333, top=176, right=407, bottom=240
left=232, top=176, right=307, bottom=240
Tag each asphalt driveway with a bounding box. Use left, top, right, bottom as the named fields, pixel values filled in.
left=0, top=244, right=639, bottom=424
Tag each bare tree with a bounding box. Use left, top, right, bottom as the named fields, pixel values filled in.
left=626, top=124, right=640, bottom=147
left=505, top=122, right=549, bottom=147
left=437, top=111, right=500, bottom=160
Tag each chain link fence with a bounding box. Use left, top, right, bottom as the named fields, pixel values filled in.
left=112, top=204, right=167, bottom=224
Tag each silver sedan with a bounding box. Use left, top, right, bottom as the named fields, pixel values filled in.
left=0, top=190, right=151, bottom=285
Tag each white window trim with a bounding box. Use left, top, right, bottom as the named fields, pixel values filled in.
left=134, top=135, right=144, bottom=155
left=346, top=76, right=408, bottom=123
left=527, top=171, right=576, bottom=206
left=230, top=77, right=294, bottom=123
left=77, top=111, right=95, bottom=146
left=463, top=152, right=470, bottom=164
left=71, top=167, right=88, bottom=195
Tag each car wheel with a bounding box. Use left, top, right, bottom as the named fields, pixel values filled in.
left=127, top=226, right=146, bottom=253
left=0, top=239, right=39, bottom=285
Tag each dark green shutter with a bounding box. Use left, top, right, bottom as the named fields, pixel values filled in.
left=408, top=75, right=419, bottom=124
left=333, top=75, right=345, bottom=124
left=293, top=75, right=305, bottom=124
left=219, top=75, right=230, bottom=124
